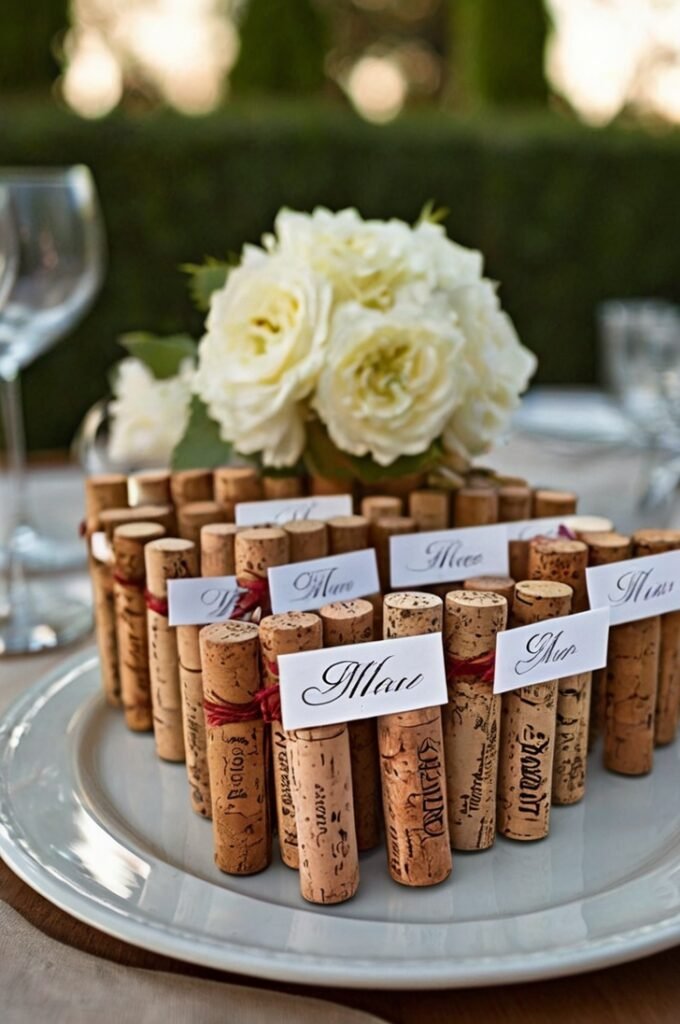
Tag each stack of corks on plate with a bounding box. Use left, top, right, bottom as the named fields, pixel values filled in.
left=82, top=465, right=680, bottom=904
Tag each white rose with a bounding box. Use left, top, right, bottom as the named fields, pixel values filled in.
left=194, top=255, right=332, bottom=467
left=108, top=357, right=194, bottom=466
left=444, top=385, right=520, bottom=457
left=268, top=206, right=421, bottom=311
left=411, top=219, right=484, bottom=293
left=314, top=301, right=467, bottom=467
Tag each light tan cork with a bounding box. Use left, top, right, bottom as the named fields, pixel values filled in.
left=100, top=504, right=175, bottom=541
left=309, top=474, right=352, bottom=496
left=259, top=612, right=322, bottom=869
left=379, top=592, right=452, bottom=886
left=112, top=521, right=165, bottom=731
left=85, top=474, right=128, bottom=534
left=528, top=537, right=589, bottom=612
left=234, top=527, right=289, bottom=622
left=283, top=519, right=328, bottom=562
left=497, top=581, right=572, bottom=841
left=128, top=469, right=172, bottom=507
left=288, top=722, right=360, bottom=904
left=200, top=523, right=237, bottom=577
left=552, top=669, right=592, bottom=805
left=170, top=469, right=213, bottom=507
left=633, top=529, right=680, bottom=747
left=567, top=515, right=613, bottom=539
left=604, top=616, right=660, bottom=775
left=444, top=590, right=507, bottom=851
left=372, top=516, right=416, bottom=591
left=582, top=531, right=633, bottom=749
left=454, top=488, right=498, bottom=528
left=320, top=599, right=381, bottom=852
left=263, top=476, right=304, bottom=500
left=177, top=623, right=212, bottom=819
left=361, top=495, right=403, bottom=525
left=532, top=489, right=578, bottom=518
left=214, top=466, right=262, bottom=518
left=145, top=538, right=197, bottom=762
left=200, top=621, right=271, bottom=874
left=177, top=500, right=225, bottom=546
left=463, top=575, right=516, bottom=606
left=408, top=490, right=450, bottom=531
left=328, top=515, right=370, bottom=555
left=498, top=485, right=532, bottom=523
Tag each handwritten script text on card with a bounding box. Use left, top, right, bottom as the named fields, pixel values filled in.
left=278, top=632, right=447, bottom=730
left=167, top=576, right=244, bottom=626
left=268, top=549, right=379, bottom=614
left=235, top=494, right=352, bottom=527
left=586, top=550, right=680, bottom=625
left=389, top=524, right=509, bottom=588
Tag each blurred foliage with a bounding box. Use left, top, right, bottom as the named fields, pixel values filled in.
left=451, top=0, right=548, bottom=106
left=1, top=100, right=679, bottom=450
left=230, top=0, right=328, bottom=96
left=0, top=0, right=67, bottom=91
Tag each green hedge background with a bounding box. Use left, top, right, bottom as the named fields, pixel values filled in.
left=2, top=100, right=679, bottom=451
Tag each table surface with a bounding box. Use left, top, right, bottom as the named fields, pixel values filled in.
left=3, top=450, right=680, bottom=1023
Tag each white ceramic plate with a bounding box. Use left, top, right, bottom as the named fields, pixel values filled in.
left=2, top=649, right=680, bottom=990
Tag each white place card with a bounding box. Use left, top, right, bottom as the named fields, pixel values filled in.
left=268, top=549, right=379, bottom=614
left=278, top=632, right=447, bottom=730
left=235, top=494, right=353, bottom=527
left=167, top=576, right=245, bottom=626
left=493, top=608, right=610, bottom=695
left=586, top=550, right=680, bottom=626
left=389, top=524, right=509, bottom=588
left=505, top=516, right=571, bottom=541
left=90, top=531, right=113, bottom=564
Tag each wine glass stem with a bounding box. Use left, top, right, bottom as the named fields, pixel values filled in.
left=1, top=363, right=30, bottom=612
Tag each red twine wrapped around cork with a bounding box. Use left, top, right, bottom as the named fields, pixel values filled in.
left=231, top=577, right=271, bottom=621
left=145, top=590, right=169, bottom=616
left=203, top=685, right=281, bottom=727
left=447, top=651, right=496, bottom=684
left=113, top=573, right=144, bottom=592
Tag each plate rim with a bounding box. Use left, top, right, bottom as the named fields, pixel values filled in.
left=1, top=647, right=680, bottom=990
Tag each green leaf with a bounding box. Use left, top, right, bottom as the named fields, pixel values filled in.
left=417, top=200, right=450, bottom=226
left=304, top=418, right=443, bottom=485
left=119, top=332, right=197, bottom=380
left=171, top=396, right=233, bottom=470
left=182, top=258, right=233, bottom=311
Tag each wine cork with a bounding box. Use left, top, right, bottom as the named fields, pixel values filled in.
left=604, top=615, right=660, bottom=775
left=532, top=489, right=578, bottom=518
left=283, top=519, right=328, bottom=562
left=497, top=581, right=572, bottom=841
left=100, top=504, right=175, bottom=542
left=234, top=527, right=289, bottom=622
left=583, top=532, right=633, bottom=749
left=214, top=466, right=262, bottom=518
left=528, top=537, right=589, bottom=612
left=320, top=599, right=380, bottom=852
left=177, top=500, right=226, bottom=546
left=145, top=538, right=197, bottom=762
left=288, top=721, right=359, bottom=905
left=200, top=523, right=237, bottom=577
left=566, top=515, right=613, bottom=539
left=129, top=469, right=172, bottom=507
left=259, top=612, right=322, bottom=869
left=408, top=490, right=450, bottom=531
left=309, top=474, right=351, bottom=496
left=328, top=515, right=370, bottom=555
left=498, top=485, right=532, bottom=523
left=177, top=623, right=212, bottom=819
left=463, top=575, right=515, bottom=606
left=633, top=529, right=680, bottom=747
left=85, top=475, right=128, bottom=709
left=361, top=495, right=402, bottom=525
left=85, top=474, right=128, bottom=534
left=444, top=590, right=507, bottom=850
left=379, top=592, right=452, bottom=886
left=170, top=469, right=213, bottom=507
left=200, top=621, right=270, bottom=874
left=372, top=516, right=416, bottom=591
left=263, top=476, right=304, bottom=500
left=454, top=488, right=498, bottom=528
left=112, top=521, right=165, bottom=731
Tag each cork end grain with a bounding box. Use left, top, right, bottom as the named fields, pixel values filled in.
left=383, top=591, right=443, bottom=638
left=145, top=538, right=197, bottom=596
left=235, top=528, right=289, bottom=576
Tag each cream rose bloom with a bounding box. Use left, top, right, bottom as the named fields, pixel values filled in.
left=108, top=357, right=194, bottom=466
left=268, top=207, right=423, bottom=311
left=314, top=301, right=467, bottom=467
left=194, top=255, right=332, bottom=467
left=444, top=280, right=537, bottom=456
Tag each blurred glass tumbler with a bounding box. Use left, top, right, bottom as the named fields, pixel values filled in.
left=0, top=167, right=104, bottom=655
left=598, top=300, right=680, bottom=440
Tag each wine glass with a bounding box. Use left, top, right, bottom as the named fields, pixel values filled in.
left=0, top=166, right=104, bottom=654
left=0, top=166, right=104, bottom=572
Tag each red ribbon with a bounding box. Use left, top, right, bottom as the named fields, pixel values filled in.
left=113, top=573, right=144, bottom=591
left=203, top=685, right=281, bottom=727
left=447, top=651, right=496, bottom=684
left=145, top=590, right=169, bottom=616
left=78, top=520, right=87, bottom=538
left=557, top=523, right=577, bottom=540
left=231, top=576, right=270, bottom=622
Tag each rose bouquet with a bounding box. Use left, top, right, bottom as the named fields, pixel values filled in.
left=108, top=206, right=536, bottom=482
